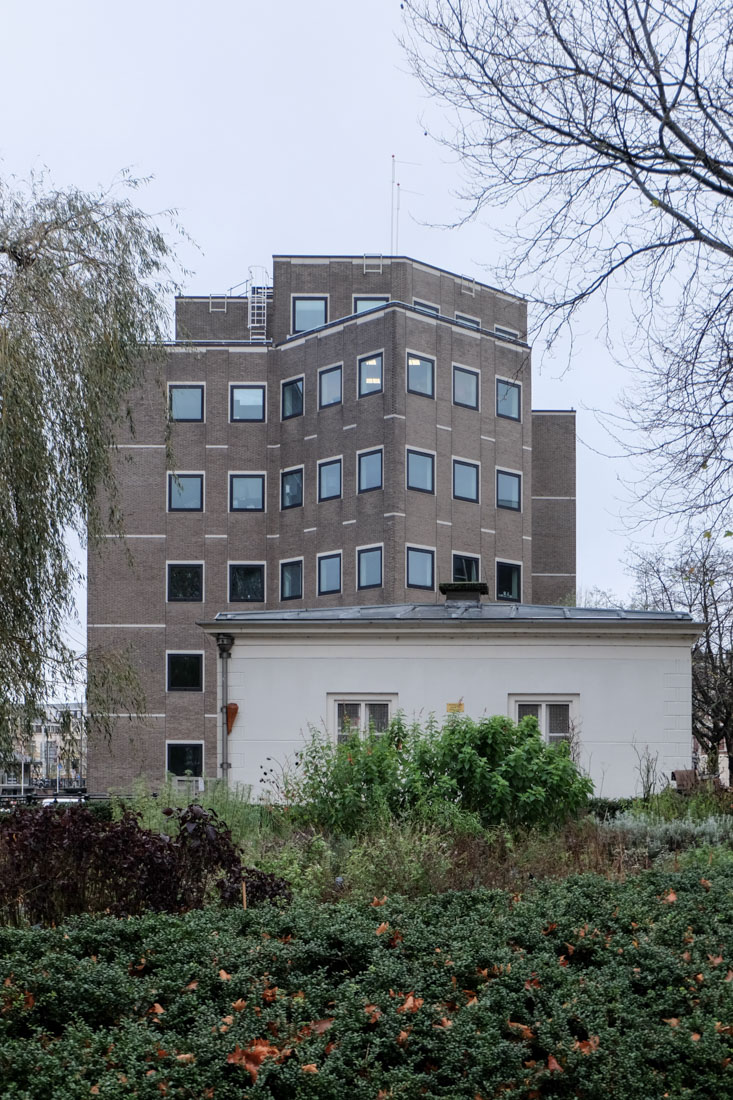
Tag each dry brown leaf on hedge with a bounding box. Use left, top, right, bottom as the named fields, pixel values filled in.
left=700, top=878, right=712, bottom=891
left=218, top=970, right=231, bottom=981
left=726, top=971, right=733, bottom=982
left=397, top=1028, right=412, bottom=1046
left=231, top=998, right=247, bottom=1012
left=262, top=985, right=279, bottom=1004
left=715, top=1022, right=733, bottom=1035
left=364, top=1003, right=382, bottom=1024
left=573, top=1036, right=600, bottom=1054
left=375, top=922, right=389, bottom=936
left=662, top=890, right=677, bottom=904
left=371, top=895, right=387, bottom=907
left=663, top=1018, right=680, bottom=1027
left=433, top=1017, right=453, bottom=1029
left=312, top=1017, right=335, bottom=1035
left=508, top=1021, right=534, bottom=1041
left=226, top=1039, right=280, bottom=1084
left=547, top=1054, right=563, bottom=1072
left=397, top=993, right=424, bottom=1014
left=691, top=1032, right=702, bottom=1041
left=183, top=980, right=198, bottom=992
left=708, top=954, right=724, bottom=967
left=148, top=1003, right=165, bottom=1015
left=175, top=1053, right=195, bottom=1063
left=90, top=1088, right=100, bottom=1095
left=302, top=1064, right=318, bottom=1074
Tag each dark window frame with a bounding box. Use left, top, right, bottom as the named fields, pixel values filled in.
left=292, top=295, right=328, bottom=334
left=228, top=562, right=265, bottom=603
left=452, top=553, right=480, bottom=583
left=453, top=365, right=480, bottom=410
left=406, top=546, right=435, bottom=590
left=353, top=295, right=389, bottom=315
left=281, top=376, right=304, bottom=420
left=166, top=652, right=204, bottom=692
left=358, top=352, right=384, bottom=398
left=453, top=459, right=480, bottom=503
left=455, top=312, right=480, bottom=330
left=358, top=448, right=383, bottom=493
left=169, top=384, right=204, bottom=422
left=229, top=473, right=265, bottom=512
left=497, top=469, right=522, bottom=511
left=406, top=448, right=435, bottom=494
left=230, top=383, right=266, bottom=423
left=317, top=552, right=342, bottom=595
left=280, top=559, right=303, bottom=601
left=357, top=545, right=383, bottom=590
left=406, top=353, right=435, bottom=399
left=166, top=741, right=204, bottom=777
left=281, top=467, right=304, bottom=510
left=167, top=562, right=204, bottom=602
left=496, top=561, right=522, bottom=602
left=167, top=473, right=204, bottom=512
left=413, top=299, right=439, bottom=316
left=318, top=458, right=342, bottom=502
left=496, top=377, right=521, bottom=421
left=318, top=364, right=342, bottom=409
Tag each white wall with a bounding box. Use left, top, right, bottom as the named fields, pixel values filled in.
left=219, top=631, right=693, bottom=799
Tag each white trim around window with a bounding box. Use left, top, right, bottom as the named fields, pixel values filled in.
left=405, top=446, right=436, bottom=495
left=356, top=445, right=384, bottom=493
left=356, top=542, right=384, bottom=590
left=166, top=472, right=204, bottom=513
left=452, top=455, right=481, bottom=503
left=405, top=348, right=436, bottom=399
left=281, top=373, right=305, bottom=420
left=452, top=551, right=481, bottom=584
left=165, top=650, right=205, bottom=693
left=452, top=363, right=480, bottom=410
left=280, top=556, right=305, bottom=601
left=496, top=466, right=523, bottom=512
left=495, top=558, right=523, bottom=602
left=327, top=692, right=398, bottom=743
left=357, top=348, right=385, bottom=398
left=168, top=382, right=206, bottom=422
left=318, top=362, right=343, bottom=409
left=316, top=550, right=342, bottom=595
left=413, top=298, right=440, bottom=316
left=165, top=740, right=205, bottom=784
left=227, top=560, right=266, bottom=603
left=317, top=455, right=343, bottom=502
left=455, top=312, right=481, bottom=330
left=229, top=381, right=267, bottom=423
left=406, top=543, right=436, bottom=590
left=290, top=293, right=329, bottom=335
left=165, top=561, right=205, bottom=602
left=496, top=375, right=522, bottom=421
left=228, top=470, right=266, bottom=513
left=507, top=694, right=579, bottom=744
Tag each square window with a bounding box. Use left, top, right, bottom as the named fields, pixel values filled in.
left=318, top=553, right=341, bottom=595
left=407, top=546, right=435, bottom=589
left=497, top=379, right=521, bottom=420
left=167, top=743, right=203, bottom=777
left=282, top=377, right=304, bottom=419
left=230, top=385, right=265, bottom=422
left=168, top=473, right=203, bottom=511
left=497, top=561, right=521, bottom=602
left=406, top=449, right=434, bottom=493
left=319, top=365, right=342, bottom=408
left=229, top=563, right=265, bottom=602
left=335, top=698, right=394, bottom=743
left=453, top=366, right=479, bottom=409
left=358, top=353, right=383, bottom=397
left=358, top=546, right=383, bottom=589
left=495, top=325, right=519, bottom=341
left=169, top=385, right=204, bottom=421
left=281, top=560, right=303, bottom=600
left=358, top=449, right=383, bottom=492
left=281, top=468, right=303, bottom=509
left=414, top=299, right=439, bottom=315
left=453, top=459, right=479, bottom=502
left=453, top=554, right=480, bottom=583
left=455, top=312, right=480, bottom=330
left=293, top=296, right=327, bottom=333
left=354, top=295, right=389, bottom=314
left=230, top=474, right=265, bottom=511
left=167, top=563, right=203, bottom=602
left=514, top=699, right=574, bottom=744
left=407, top=354, right=434, bottom=398
left=497, top=470, right=521, bottom=510
left=167, top=653, right=203, bottom=692
left=318, top=459, right=342, bottom=501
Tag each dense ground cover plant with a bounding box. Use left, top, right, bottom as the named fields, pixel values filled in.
left=276, top=713, right=592, bottom=834
left=0, top=804, right=288, bottom=925
left=1, top=869, right=732, bottom=1097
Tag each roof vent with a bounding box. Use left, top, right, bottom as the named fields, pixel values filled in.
left=439, top=581, right=489, bottom=605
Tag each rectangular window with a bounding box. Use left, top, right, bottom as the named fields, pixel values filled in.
left=354, top=295, right=389, bottom=314
left=513, top=699, right=575, bottom=745
left=358, top=448, right=383, bottom=492
left=453, top=554, right=480, bottom=583
left=281, top=467, right=303, bottom=509
left=497, top=469, right=521, bottom=510
left=495, top=325, right=519, bottom=341
left=455, top=312, right=480, bottom=330
left=230, top=473, right=265, bottom=511
left=166, top=742, right=203, bottom=777
left=319, top=364, right=342, bottom=408
left=358, top=545, right=383, bottom=589
left=358, top=352, right=383, bottom=397
left=318, top=458, right=342, bottom=501
left=453, top=365, right=479, bottom=409
left=280, top=559, right=303, bottom=600
left=167, top=563, right=203, bottom=602
left=497, top=378, right=521, bottom=421
left=406, top=449, right=434, bottom=494
left=282, top=377, right=304, bottom=420
left=230, top=384, right=265, bottom=422
left=407, top=354, right=434, bottom=398
left=497, top=561, right=521, bottom=602
left=229, top=563, right=265, bottom=602
left=407, top=546, right=435, bottom=590
left=453, top=459, right=479, bottom=502
left=169, top=384, right=204, bottom=422
left=167, top=652, right=203, bottom=692
left=414, top=299, right=439, bottom=316
left=318, top=552, right=342, bottom=595
left=293, top=296, right=327, bottom=333
left=168, top=473, right=203, bottom=512
left=336, top=699, right=392, bottom=743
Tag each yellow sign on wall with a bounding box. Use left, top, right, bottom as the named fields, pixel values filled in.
left=446, top=702, right=464, bottom=713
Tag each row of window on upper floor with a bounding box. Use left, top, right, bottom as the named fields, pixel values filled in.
left=169, top=362, right=522, bottom=423
left=165, top=553, right=521, bottom=607
left=166, top=461, right=522, bottom=512
left=290, top=294, right=521, bottom=338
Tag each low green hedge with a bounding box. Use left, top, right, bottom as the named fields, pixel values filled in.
left=1, top=870, right=732, bottom=1097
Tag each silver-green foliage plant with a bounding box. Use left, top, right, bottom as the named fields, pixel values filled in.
left=0, top=172, right=179, bottom=729
left=277, top=713, right=593, bottom=834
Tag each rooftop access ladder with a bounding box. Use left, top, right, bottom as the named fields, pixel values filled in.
left=247, top=266, right=271, bottom=343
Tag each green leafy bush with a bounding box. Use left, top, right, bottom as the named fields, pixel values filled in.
left=278, top=713, right=592, bottom=834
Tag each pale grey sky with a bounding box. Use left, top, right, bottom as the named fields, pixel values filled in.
left=2, top=0, right=653, bottom=631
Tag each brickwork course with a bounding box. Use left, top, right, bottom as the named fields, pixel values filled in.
left=87, top=255, right=576, bottom=792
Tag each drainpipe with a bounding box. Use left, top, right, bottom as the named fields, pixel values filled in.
left=216, top=633, right=235, bottom=786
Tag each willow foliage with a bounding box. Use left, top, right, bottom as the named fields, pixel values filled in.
left=0, top=173, right=179, bottom=718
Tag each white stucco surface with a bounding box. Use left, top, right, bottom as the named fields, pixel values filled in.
left=210, top=620, right=699, bottom=799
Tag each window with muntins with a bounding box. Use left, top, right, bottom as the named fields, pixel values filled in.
left=497, top=470, right=521, bottom=510
left=407, top=354, right=434, bottom=398
left=453, top=366, right=479, bottom=409
left=358, top=353, right=383, bottom=397
left=168, top=474, right=203, bottom=511
left=336, top=700, right=392, bottom=743
left=319, top=365, right=342, bottom=408
left=496, top=561, right=521, bottom=601
left=293, top=296, right=327, bottom=333
left=407, top=449, right=434, bottom=494
left=230, top=385, right=265, bottom=422
left=358, top=449, right=383, bottom=492
left=282, top=377, right=304, bottom=420
left=167, top=742, right=203, bottom=777
left=318, top=553, right=341, bottom=595
left=167, top=653, right=203, bottom=692
left=453, top=554, right=480, bottom=583
left=515, top=700, right=572, bottom=744
left=169, top=385, right=204, bottom=422
left=453, top=460, right=479, bottom=502
left=167, top=563, right=203, bottom=602
left=230, top=474, right=265, bottom=511
left=358, top=546, right=383, bottom=589
left=281, top=560, right=303, bottom=600
left=229, top=564, right=265, bottom=602
left=407, top=546, right=435, bottom=589
left=497, top=379, right=521, bottom=420
left=318, top=459, right=342, bottom=501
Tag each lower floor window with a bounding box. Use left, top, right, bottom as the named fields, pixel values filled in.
left=407, top=546, right=435, bottom=589
left=318, top=552, right=342, bottom=594
left=332, top=696, right=395, bottom=743
left=281, top=559, right=303, bottom=600
left=166, top=742, right=203, bottom=777
left=453, top=554, right=480, bottom=583
left=512, top=698, right=576, bottom=744
left=229, top=563, right=265, bottom=602
left=497, top=561, right=521, bottom=601
left=167, top=653, right=203, bottom=692
left=358, top=545, right=383, bottom=589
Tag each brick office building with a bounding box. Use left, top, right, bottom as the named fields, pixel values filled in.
left=87, top=254, right=576, bottom=792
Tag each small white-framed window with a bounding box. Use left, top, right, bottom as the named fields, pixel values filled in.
left=354, top=295, right=389, bottom=315
left=455, top=312, right=480, bottom=330
left=508, top=695, right=579, bottom=745
left=413, top=299, right=439, bottom=316
left=292, top=295, right=328, bottom=334
left=317, top=551, right=342, bottom=595
left=169, top=383, right=205, bottom=422
left=328, top=693, right=398, bottom=743
left=166, top=562, right=204, bottom=602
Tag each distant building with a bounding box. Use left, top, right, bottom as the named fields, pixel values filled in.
left=87, top=255, right=575, bottom=792
left=1, top=703, right=85, bottom=790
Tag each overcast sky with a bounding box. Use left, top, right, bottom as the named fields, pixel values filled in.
left=2, top=0, right=660, bottom=637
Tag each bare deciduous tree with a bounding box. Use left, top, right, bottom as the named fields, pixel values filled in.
left=403, top=0, right=733, bottom=518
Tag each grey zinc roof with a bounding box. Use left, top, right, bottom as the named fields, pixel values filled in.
left=211, top=602, right=695, bottom=624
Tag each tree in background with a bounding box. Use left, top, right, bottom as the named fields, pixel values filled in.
left=630, top=534, right=733, bottom=783
left=0, top=173, right=179, bottom=732
left=403, top=0, right=733, bottom=519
